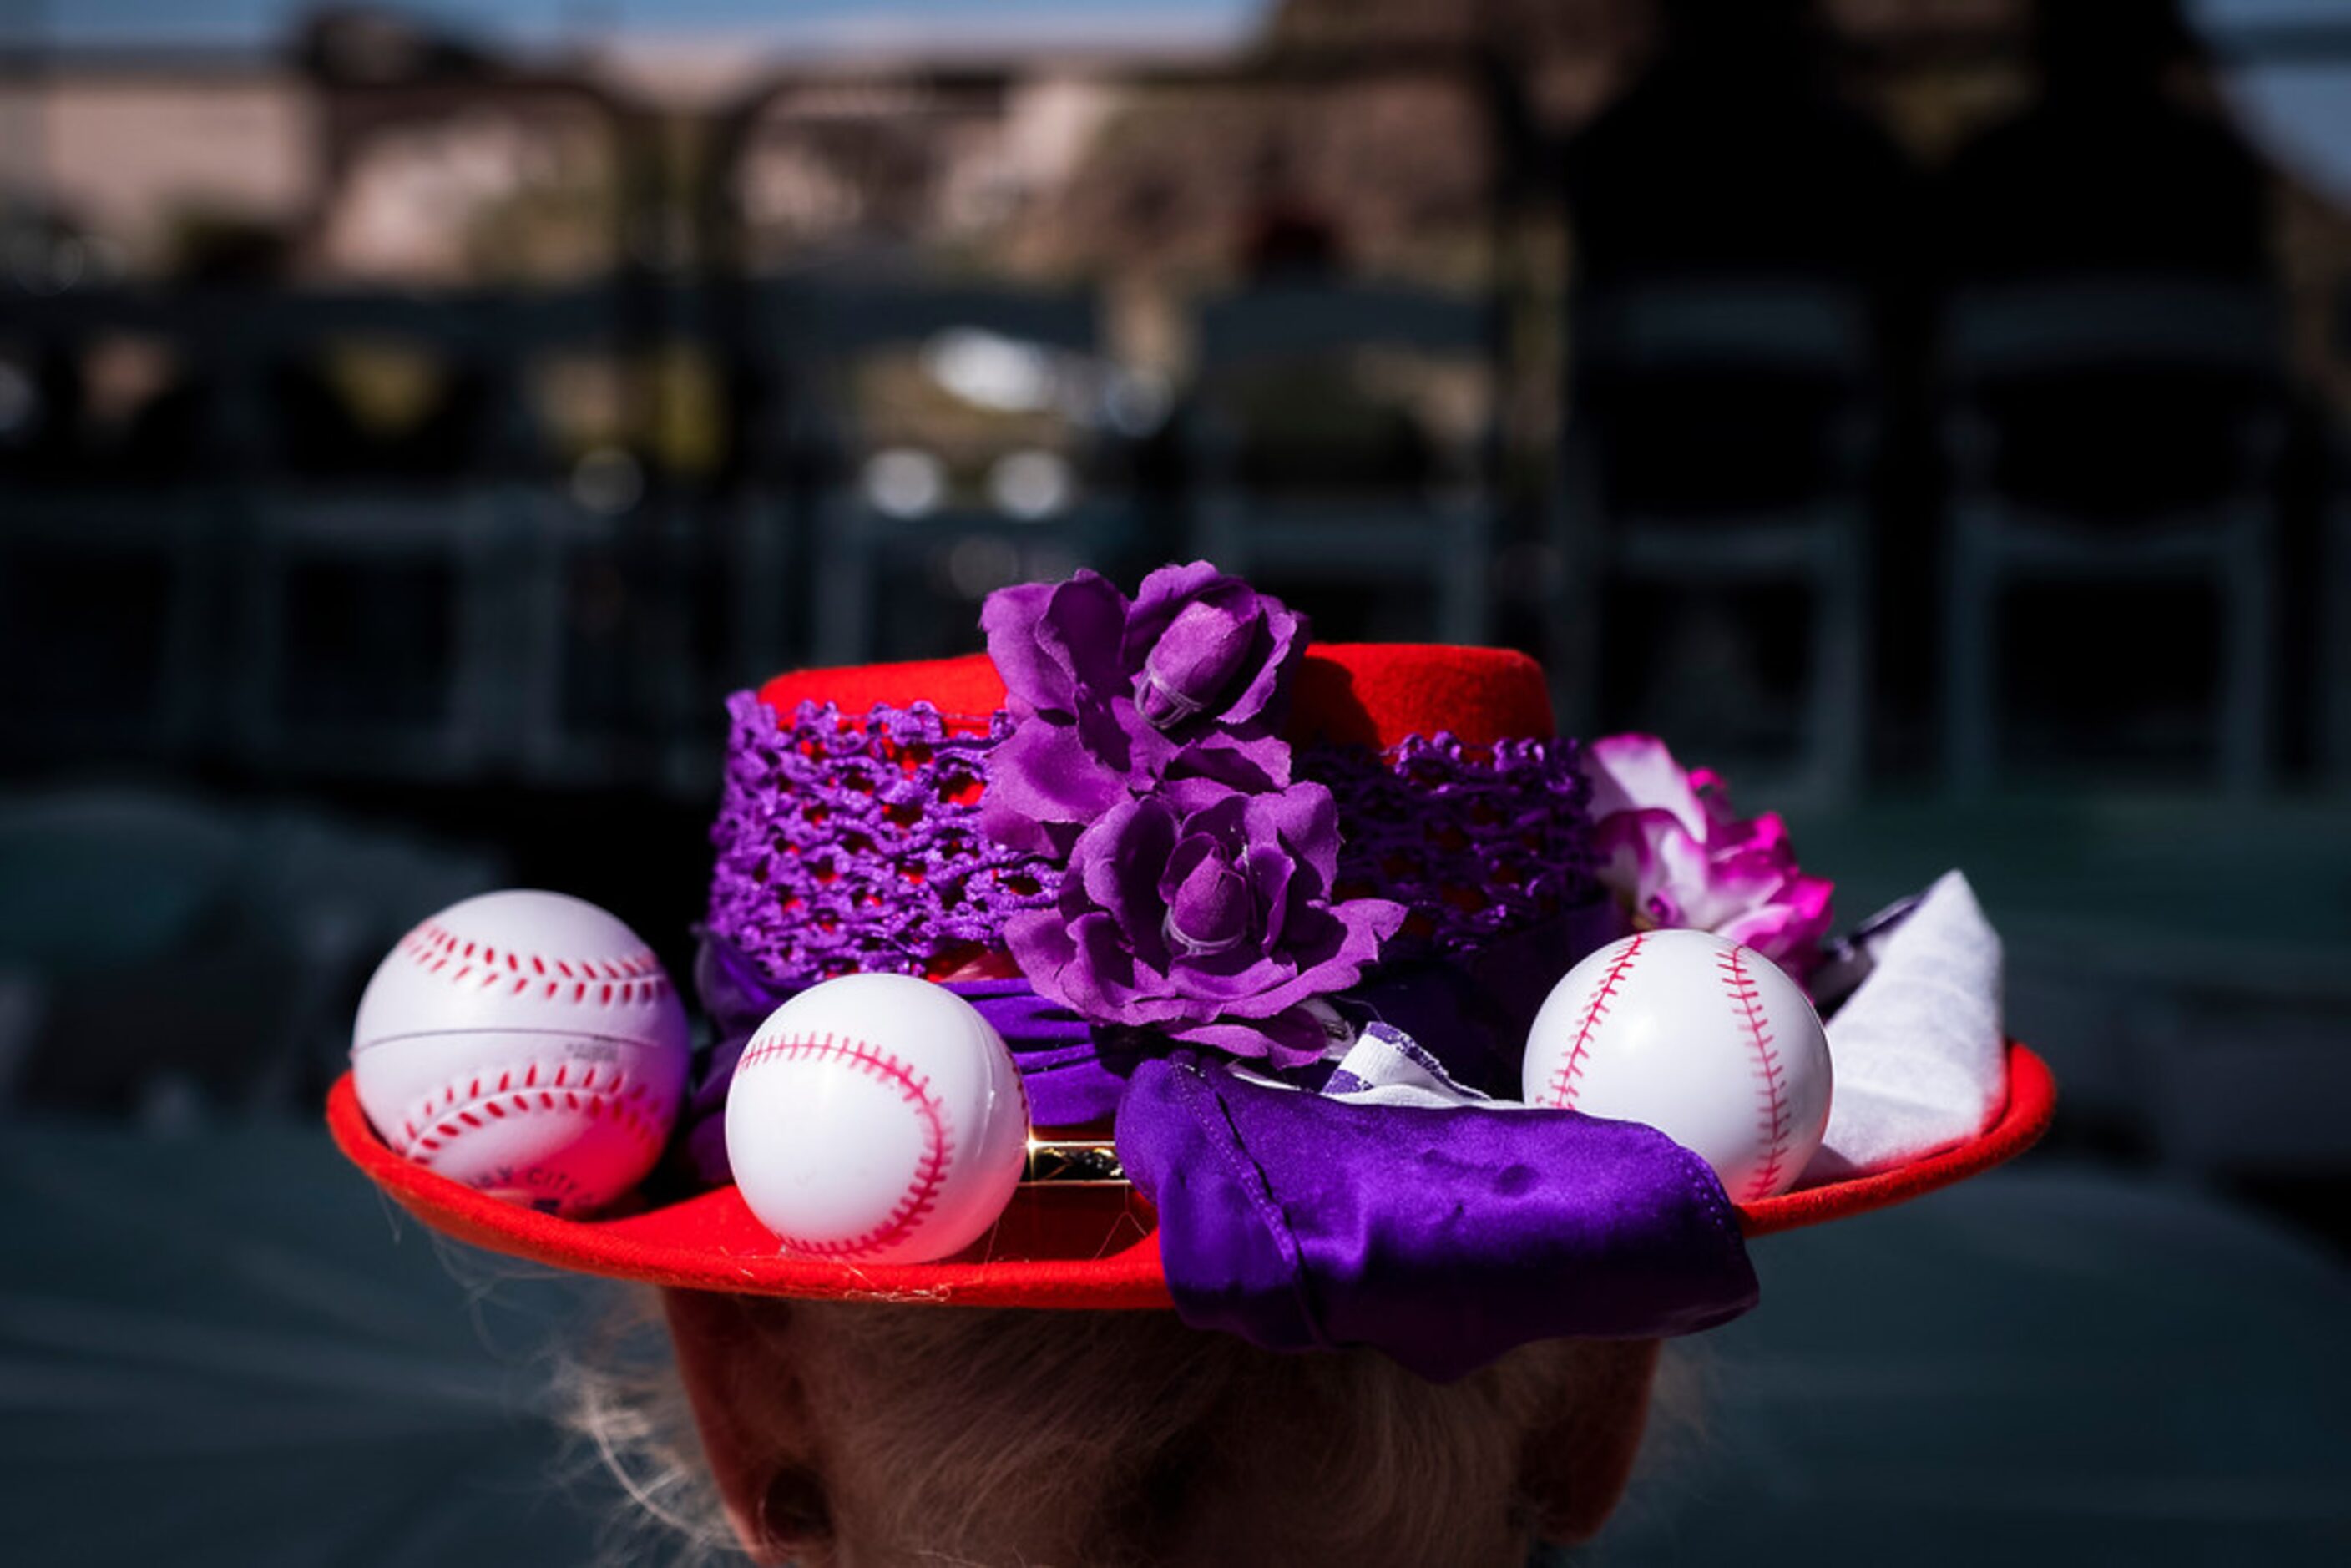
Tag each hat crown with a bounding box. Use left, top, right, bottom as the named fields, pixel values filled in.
left=756, top=644, right=1557, bottom=751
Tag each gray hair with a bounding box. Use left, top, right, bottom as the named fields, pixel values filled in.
left=558, top=1288, right=1692, bottom=1567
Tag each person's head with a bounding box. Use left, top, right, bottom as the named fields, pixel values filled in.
left=653, top=1291, right=1661, bottom=1566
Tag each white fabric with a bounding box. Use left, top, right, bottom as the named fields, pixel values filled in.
left=1802, top=870, right=2008, bottom=1184
left=1251, top=874, right=2010, bottom=1193
left=1321, top=1022, right=1498, bottom=1110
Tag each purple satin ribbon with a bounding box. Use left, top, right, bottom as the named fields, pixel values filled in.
left=1115, top=1052, right=1757, bottom=1381
left=681, top=915, right=1757, bottom=1376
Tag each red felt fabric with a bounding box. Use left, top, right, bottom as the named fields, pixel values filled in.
left=326, top=1043, right=2055, bottom=1304
left=760, top=655, right=1009, bottom=736
left=1287, top=645, right=1555, bottom=748
left=756, top=644, right=1558, bottom=750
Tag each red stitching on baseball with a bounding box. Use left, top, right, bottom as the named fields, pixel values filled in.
left=1540, top=932, right=1646, bottom=1110
left=404, top=1067, right=668, bottom=1169
left=735, top=1029, right=957, bottom=1259
left=395, top=919, right=673, bottom=1007
left=1716, top=944, right=1792, bottom=1201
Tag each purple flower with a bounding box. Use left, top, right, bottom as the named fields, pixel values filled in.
left=1124, top=562, right=1303, bottom=735
left=1580, top=735, right=1833, bottom=978
left=979, top=564, right=1306, bottom=857
left=1003, top=776, right=1404, bottom=1066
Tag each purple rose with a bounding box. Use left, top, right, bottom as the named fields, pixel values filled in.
left=1123, top=561, right=1303, bottom=735
left=980, top=564, right=1306, bottom=857
left=1003, top=776, right=1404, bottom=1066
left=1580, top=735, right=1833, bottom=978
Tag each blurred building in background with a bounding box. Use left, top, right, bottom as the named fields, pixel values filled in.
left=3, top=3, right=2349, bottom=1563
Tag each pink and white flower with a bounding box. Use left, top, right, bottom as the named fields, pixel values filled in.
left=1580, top=735, right=1833, bottom=979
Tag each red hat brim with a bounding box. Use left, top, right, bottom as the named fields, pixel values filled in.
left=326, top=1042, right=2053, bottom=1307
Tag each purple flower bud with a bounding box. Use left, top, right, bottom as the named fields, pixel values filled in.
left=1136, top=599, right=1259, bottom=730
left=980, top=562, right=1307, bottom=855
left=1165, top=847, right=1251, bottom=957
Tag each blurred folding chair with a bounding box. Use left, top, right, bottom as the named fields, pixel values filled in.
left=490, top=284, right=695, bottom=790
left=513, top=488, right=663, bottom=788
left=0, top=492, right=225, bottom=763
left=217, top=291, right=544, bottom=784
left=1938, top=276, right=2284, bottom=796
left=1555, top=280, right=1878, bottom=801
left=2328, top=478, right=2351, bottom=789
left=2325, top=291, right=2351, bottom=790
left=715, top=276, right=820, bottom=689
left=0, top=288, right=228, bottom=764
left=235, top=490, right=522, bottom=781
left=767, top=281, right=1141, bottom=665
left=1186, top=282, right=1499, bottom=645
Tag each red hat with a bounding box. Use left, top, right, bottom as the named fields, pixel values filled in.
left=330, top=632, right=2052, bottom=1315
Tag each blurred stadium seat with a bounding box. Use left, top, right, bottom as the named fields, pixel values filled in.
left=1186, top=281, right=1501, bottom=646
left=1558, top=279, right=1879, bottom=801
left=1938, top=275, right=2287, bottom=795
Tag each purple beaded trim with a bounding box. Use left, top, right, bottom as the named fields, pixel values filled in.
left=706, top=693, right=1059, bottom=984
left=1307, top=734, right=1599, bottom=957
left=706, top=695, right=1599, bottom=983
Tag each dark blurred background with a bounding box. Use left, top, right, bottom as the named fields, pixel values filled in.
left=1, top=1, right=2346, bottom=1563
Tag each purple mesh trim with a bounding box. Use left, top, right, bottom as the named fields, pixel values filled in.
left=706, top=696, right=1599, bottom=984
left=1307, top=734, right=1600, bottom=958
left=705, top=693, right=1060, bottom=984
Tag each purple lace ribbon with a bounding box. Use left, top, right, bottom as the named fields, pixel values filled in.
left=705, top=695, right=1600, bottom=987
left=704, top=695, right=1057, bottom=988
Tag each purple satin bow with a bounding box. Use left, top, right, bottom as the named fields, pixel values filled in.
left=1115, top=1051, right=1757, bottom=1381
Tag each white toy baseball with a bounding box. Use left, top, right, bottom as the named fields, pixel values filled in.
left=351, top=890, right=690, bottom=1216
left=1523, top=928, right=1832, bottom=1203
left=726, top=973, right=1029, bottom=1265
